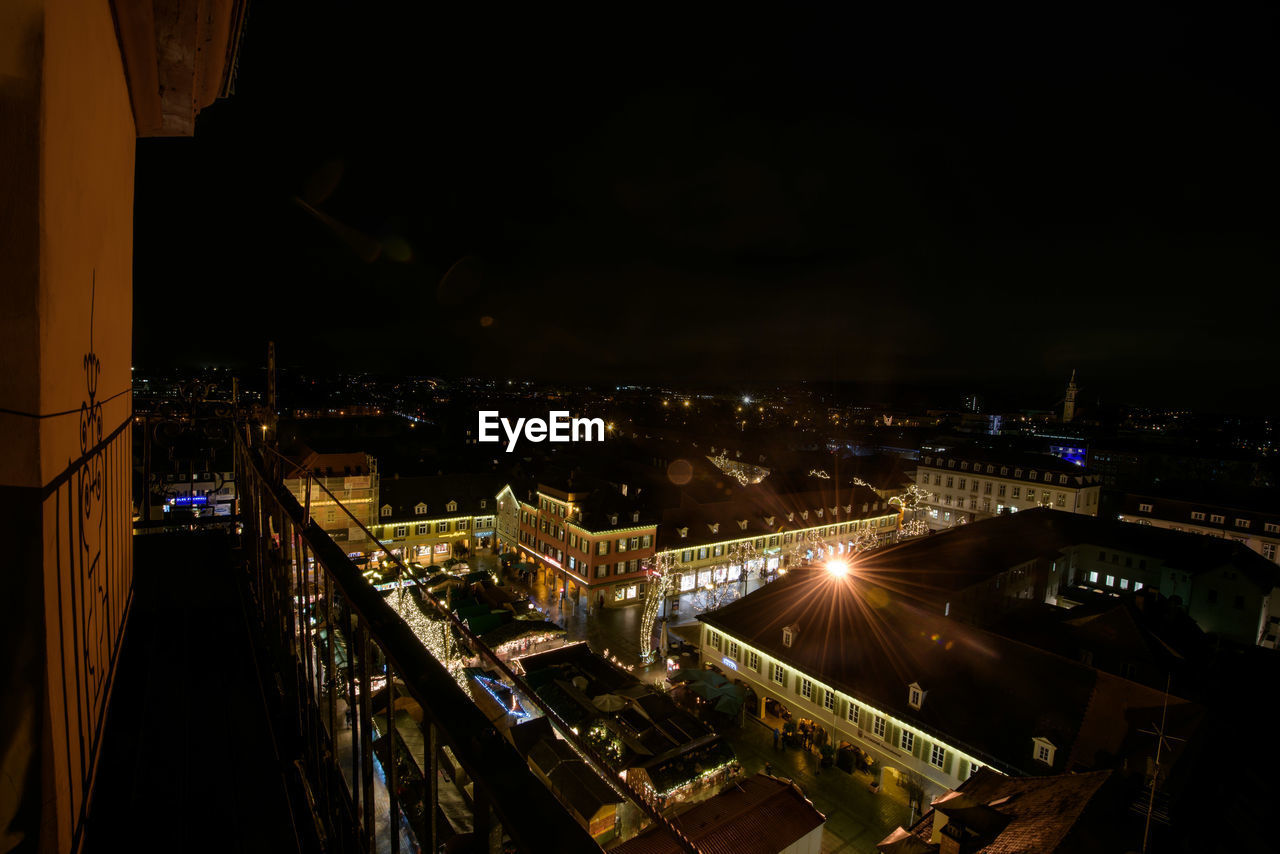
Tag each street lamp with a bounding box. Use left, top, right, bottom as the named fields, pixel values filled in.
left=825, top=559, right=850, bottom=578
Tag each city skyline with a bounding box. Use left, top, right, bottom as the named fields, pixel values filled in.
left=132, top=7, right=1279, bottom=411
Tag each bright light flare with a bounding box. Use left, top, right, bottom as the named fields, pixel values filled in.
left=825, top=559, right=850, bottom=578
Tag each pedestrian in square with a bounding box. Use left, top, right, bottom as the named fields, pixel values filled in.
left=772, top=727, right=780, bottom=751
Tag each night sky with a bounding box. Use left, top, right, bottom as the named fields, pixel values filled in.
left=133, top=5, right=1280, bottom=410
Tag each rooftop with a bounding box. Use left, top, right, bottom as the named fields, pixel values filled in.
left=882, top=767, right=1112, bottom=853
left=699, top=565, right=1196, bottom=775
left=614, top=773, right=825, bottom=854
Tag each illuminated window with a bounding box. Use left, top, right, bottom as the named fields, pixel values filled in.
left=416, top=523, right=427, bottom=535
left=823, top=689, right=835, bottom=711
left=1105, top=575, right=1114, bottom=586
left=930, top=744, right=946, bottom=768
left=1088, top=571, right=1098, bottom=583
left=908, top=684, right=923, bottom=709
left=437, top=521, right=448, bottom=533
left=1210, top=514, right=1225, bottom=524
left=1236, top=519, right=1251, bottom=529
left=1056, top=493, right=1066, bottom=507
left=728, top=641, right=739, bottom=659
left=1026, top=489, right=1035, bottom=502
left=847, top=704, right=859, bottom=725
left=1138, top=503, right=1153, bottom=512
left=748, top=651, right=760, bottom=671
left=873, top=716, right=886, bottom=739
left=900, top=730, right=914, bottom=752
left=393, top=525, right=407, bottom=537
left=1191, top=511, right=1206, bottom=521
left=1011, top=487, right=1020, bottom=499
left=772, top=663, right=785, bottom=684
left=801, top=678, right=813, bottom=700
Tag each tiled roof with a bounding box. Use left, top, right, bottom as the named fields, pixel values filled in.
left=378, top=473, right=503, bottom=519
left=658, top=482, right=890, bottom=549
left=296, top=450, right=371, bottom=477
left=856, top=508, right=1280, bottom=598
left=893, top=767, right=1111, bottom=853
left=918, top=448, right=1099, bottom=487
left=1120, top=486, right=1280, bottom=533
left=613, top=774, right=825, bottom=854
left=699, top=566, right=1192, bottom=775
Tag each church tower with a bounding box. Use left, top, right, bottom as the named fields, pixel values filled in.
left=1063, top=370, right=1078, bottom=422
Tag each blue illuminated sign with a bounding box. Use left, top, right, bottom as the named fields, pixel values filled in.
left=173, top=495, right=207, bottom=506
left=721, top=657, right=738, bottom=671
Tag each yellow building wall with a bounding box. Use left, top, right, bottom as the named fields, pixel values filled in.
left=0, top=1, right=136, bottom=851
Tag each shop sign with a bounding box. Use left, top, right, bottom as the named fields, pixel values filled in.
left=721, top=657, right=738, bottom=671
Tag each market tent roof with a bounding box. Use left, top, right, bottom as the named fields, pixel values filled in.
left=548, top=760, right=625, bottom=822
left=509, top=717, right=554, bottom=758
left=479, top=619, right=566, bottom=650
left=593, top=694, right=627, bottom=712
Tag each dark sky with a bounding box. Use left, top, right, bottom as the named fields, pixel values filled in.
left=134, top=5, right=1280, bottom=410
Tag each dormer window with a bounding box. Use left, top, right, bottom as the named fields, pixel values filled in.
left=446, top=500, right=458, bottom=513
left=782, top=626, right=795, bottom=648
left=737, top=519, right=748, bottom=530
left=862, top=503, right=869, bottom=513
left=830, top=506, right=839, bottom=517
left=708, top=522, right=720, bottom=534
left=414, top=502, right=428, bottom=515
left=764, top=515, right=776, bottom=527
left=815, top=508, right=824, bottom=518
left=678, top=527, right=688, bottom=539
left=380, top=505, right=392, bottom=518
left=800, top=510, right=809, bottom=521
left=480, top=499, right=487, bottom=509
left=610, top=514, right=618, bottom=526
left=1033, top=737, right=1056, bottom=766
left=843, top=505, right=851, bottom=514
left=786, top=512, right=795, bottom=522
left=908, top=682, right=924, bottom=710
left=632, top=511, right=640, bottom=523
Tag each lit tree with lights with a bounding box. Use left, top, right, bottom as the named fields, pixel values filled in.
left=392, top=586, right=469, bottom=689
left=639, top=551, right=686, bottom=663
left=890, top=483, right=933, bottom=540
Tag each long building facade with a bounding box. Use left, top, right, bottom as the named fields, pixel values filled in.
left=696, top=567, right=1192, bottom=806
left=915, top=449, right=1102, bottom=529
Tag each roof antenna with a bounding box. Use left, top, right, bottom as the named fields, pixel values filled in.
left=1139, top=673, right=1184, bottom=853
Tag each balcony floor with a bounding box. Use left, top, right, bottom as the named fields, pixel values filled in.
left=85, top=531, right=299, bottom=853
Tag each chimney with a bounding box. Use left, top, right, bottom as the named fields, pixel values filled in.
left=938, top=821, right=974, bottom=854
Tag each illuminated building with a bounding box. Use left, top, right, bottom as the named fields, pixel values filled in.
left=283, top=450, right=379, bottom=550
left=371, top=474, right=501, bottom=566
left=915, top=449, right=1101, bottom=529
left=504, top=482, right=658, bottom=609
left=655, top=483, right=898, bottom=596
left=697, top=567, right=1197, bottom=805
left=1118, top=486, right=1280, bottom=566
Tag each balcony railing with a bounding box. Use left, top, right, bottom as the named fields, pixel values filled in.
left=235, top=426, right=602, bottom=853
